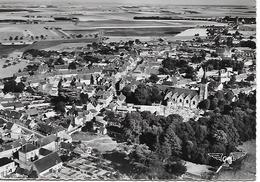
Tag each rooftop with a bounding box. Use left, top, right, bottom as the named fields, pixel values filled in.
left=39, top=148, right=52, bottom=156
left=19, top=143, right=37, bottom=153
left=0, top=157, right=13, bottom=167
left=33, top=152, right=62, bottom=174
left=166, top=87, right=199, bottom=99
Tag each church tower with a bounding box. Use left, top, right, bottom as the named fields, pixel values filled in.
left=199, top=67, right=209, bottom=101
left=201, top=66, right=208, bottom=84
left=199, top=83, right=209, bottom=101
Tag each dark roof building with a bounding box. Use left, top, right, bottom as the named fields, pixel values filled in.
left=0, top=157, right=13, bottom=167
left=166, top=87, right=198, bottom=99
left=4, top=122, right=14, bottom=130
left=33, top=152, right=62, bottom=175
left=19, top=143, right=37, bottom=153
left=37, top=123, right=53, bottom=135
left=38, top=134, right=57, bottom=146
left=60, top=142, right=75, bottom=151
left=0, top=118, right=6, bottom=127
left=39, top=148, right=52, bottom=156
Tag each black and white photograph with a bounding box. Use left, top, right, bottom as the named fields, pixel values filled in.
left=0, top=0, right=257, bottom=180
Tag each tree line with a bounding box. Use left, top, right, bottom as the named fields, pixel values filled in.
left=121, top=84, right=163, bottom=105
left=105, top=90, right=255, bottom=179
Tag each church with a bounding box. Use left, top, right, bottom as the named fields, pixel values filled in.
left=164, top=83, right=208, bottom=109
left=164, top=66, right=209, bottom=109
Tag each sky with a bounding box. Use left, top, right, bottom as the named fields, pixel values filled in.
left=0, top=0, right=256, bottom=6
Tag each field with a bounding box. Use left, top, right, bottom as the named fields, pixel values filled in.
left=0, top=23, right=61, bottom=42
left=0, top=57, right=28, bottom=79
left=0, top=37, right=98, bottom=56
left=43, top=42, right=88, bottom=51
left=71, top=132, right=118, bottom=153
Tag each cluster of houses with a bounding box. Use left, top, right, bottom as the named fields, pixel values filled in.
left=0, top=18, right=256, bottom=179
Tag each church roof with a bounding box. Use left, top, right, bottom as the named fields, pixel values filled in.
left=165, top=87, right=198, bottom=99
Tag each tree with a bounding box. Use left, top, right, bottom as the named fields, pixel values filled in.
left=198, top=99, right=210, bottom=110
left=9, top=36, right=13, bottom=41
left=184, top=66, right=196, bottom=80
left=28, top=170, right=38, bottom=178
left=82, top=121, right=94, bottom=132
left=3, top=79, right=17, bottom=93
left=162, top=58, right=175, bottom=71
left=240, top=40, right=256, bottom=49
left=58, top=78, right=63, bottom=90
left=128, top=144, right=165, bottom=179
left=70, top=77, right=76, bottom=87
left=245, top=74, right=255, bottom=82
left=214, top=35, right=220, bottom=46
left=149, top=74, right=159, bottom=83
left=92, top=42, right=98, bottom=49
left=90, top=74, right=95, bottom=84
left=55, top=56, right=65, bottom=65
left=68, top=62, right=77, bottom=69
left=122, top=112, right=145, bottom=143
left=211, top=52, right=218, bottom=57
left=226, top=36, right=233, bottom=47
left=163, top=123, right=182, bottom=156
left=229, top=74, right=236, bottom=85
left=225, top=91, right=234, bottom=102
left=215, top=90, right=225, bottom=101
left=134, top=84, right=151, bottom=105
left=166, top=114, right=183, bottom=126
left=15, top=82, right=25, bottom=93
left=55, top=101, right=66, bottom=113
left=135, top=39, right=141, bottom=44
left=139, top=132, right=158, bottom=151
left=165, top=161, right=187, bottom=176
left=122, top=85, right=134, bottom=103
left=150, top=86, right=163, bottom=104
left=210, top=98, right=218, bottom=110
left=128, top=144, right=152, bottom=174
left=207, top=114, right=240, bottom=148
left=80, top=92, right=88, bottom=104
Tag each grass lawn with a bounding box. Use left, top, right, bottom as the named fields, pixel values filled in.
left=71, top=131, right=99, bottom=141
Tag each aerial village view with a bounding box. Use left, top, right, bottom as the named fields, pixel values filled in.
left=0, top=0, right=256, bottom=180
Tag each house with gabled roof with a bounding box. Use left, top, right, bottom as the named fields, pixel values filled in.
left=117, top=93, right=126, bottom=106
left=184, top=94, right=192, bottom=108
left=0, top=157, right=16, bottom=178
left=0, top=139, right=26, bottom=158
left=176, top=93, right=185, bottom=107
left=32, top=152, right=62, bottom=177
left=38, top=148, right=52, bottom=158
left=190, top=95, right=200, bottom=109
left=18, top=143, right=39, bottom=170
left=98, top=91, right=113, bottom=107
left=10, top=123, right=23, bottom=140
left=1, top=102, right=23, bottom=110
left=107, top=101, right=120, bottom=112
left=38, top=134, right=58, bottom=152
left=86, top=102, right=95, bottom=111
